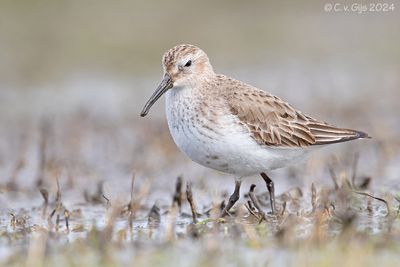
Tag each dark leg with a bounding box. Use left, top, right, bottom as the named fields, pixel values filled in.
left=221, top=179, right=241, bottom=217
left=260, top=172, right=276, bottom=215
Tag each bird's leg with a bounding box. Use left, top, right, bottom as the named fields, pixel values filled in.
left=260, top=172, right=276, bottom=215
left=220, top=179, right=241, bottom=217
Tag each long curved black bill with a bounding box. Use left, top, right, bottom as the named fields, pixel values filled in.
left=140, top=74, right=173, bottom=117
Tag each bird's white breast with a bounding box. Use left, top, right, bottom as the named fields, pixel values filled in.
left=165, top=86, right=310, bottom=177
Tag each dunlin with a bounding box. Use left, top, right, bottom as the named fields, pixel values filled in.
left=140, top=44, right=369, bottom=216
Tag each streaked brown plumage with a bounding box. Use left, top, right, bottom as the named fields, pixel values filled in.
left=222, top=75, right=369, bottom=148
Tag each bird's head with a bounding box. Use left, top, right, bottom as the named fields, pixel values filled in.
left=140, top=44, right=214, bottom=117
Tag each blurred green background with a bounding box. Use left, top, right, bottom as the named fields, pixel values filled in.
left=1, top=0, right=399, bottom=87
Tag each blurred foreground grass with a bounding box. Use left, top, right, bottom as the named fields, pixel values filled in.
left=0, top=109, right=400, bottom=267
left=2, top=172, right=400, bottom=267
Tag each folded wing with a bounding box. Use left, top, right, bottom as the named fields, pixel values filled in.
left=226, top=84, right=369, bottom=148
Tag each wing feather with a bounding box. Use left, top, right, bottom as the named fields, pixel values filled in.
left=223, top=77, right=369, bottom=147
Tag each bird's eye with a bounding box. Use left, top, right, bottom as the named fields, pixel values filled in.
left=184, top=60, right=192, bottom=67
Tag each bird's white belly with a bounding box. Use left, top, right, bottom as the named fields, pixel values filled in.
left=165, top=87, right=310, bottom=177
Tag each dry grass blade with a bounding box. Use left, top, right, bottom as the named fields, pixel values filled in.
left=311, top=183, right=317, bottom=213
left=102, top=194, right=110, bottom=206
left=248, top=184, right=266, bottom=223
left=247, top=200, right=254, bottom=211
left=56, top=178, right=61, bottom=203
left=244, top=203, right=261, bottom=219
left=102, top=204, right=125, bottom=245
left=172, top=176, right=183, bottom=212
left=352, top=190, right=390, bottom=216
left=48, top=177, right=70, bottom=231
left=39, top=189, right=49, bottom=204
left=36, top=120, right=49, bottom=187
left=128, top=172, right=136, bottom=229
left=280, top=201, right=287, bottom=217
left=56, top=214, right=60, bottom=231
left=122, top=176, right=150, bottom=219
left=186, top=183, right=198, bottom=223
left=10, top=213, right=16, bottom=230
left=64, top=210, right=70, bottom=231
left=351, top=153, right=359, bottom=187
left=148, top=204, right=161, bottom=223
left=130, top=173, right=135, bottom=206
left=328, top=166, right=339, bottom=190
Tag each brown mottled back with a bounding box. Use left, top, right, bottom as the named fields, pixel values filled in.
left=216, top=75, right=368, bottom=148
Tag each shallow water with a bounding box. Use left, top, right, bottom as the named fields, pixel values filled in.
left=1, top=64, right=400, bottom=266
